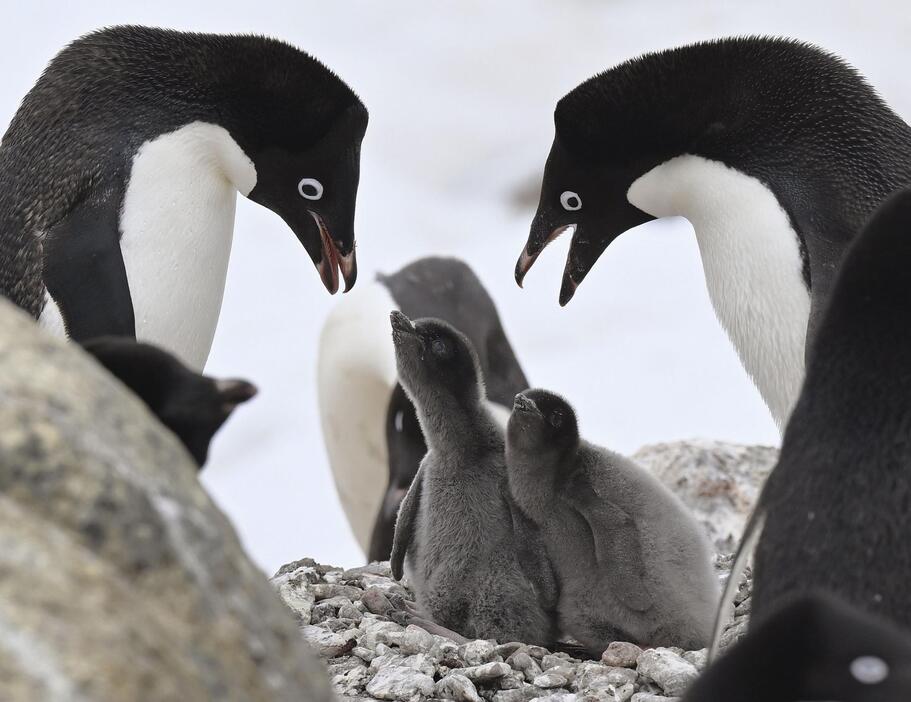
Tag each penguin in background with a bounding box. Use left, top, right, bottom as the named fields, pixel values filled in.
left=685, top=594, right=911, bottom=702
left=317, top=257, right=528, bottom=561
left=0, top=26, right=367, bottom=370
left=81, top=336, right=257, bottom=467
left=516, top=37, right=911, bottom=427
left=711, top=188, right=911, bottom=655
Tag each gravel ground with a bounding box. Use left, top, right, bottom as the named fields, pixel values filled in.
left=271, top=556, right=752, bottom=702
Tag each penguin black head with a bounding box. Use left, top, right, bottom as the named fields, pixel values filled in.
left=80, top=336, right=257, bottom=467
left=683, top=593, right=911, bottom=701
left=389, top=312, right=483, bottom=408
left=516, top=37, right=894, bottom=304
left=507, top=389, right=579, bottom=460
left=57, top=27, right=368, bottom=294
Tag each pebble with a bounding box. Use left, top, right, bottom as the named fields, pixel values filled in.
left=601, top=642, right=643, bottom=668
left=300, top=624, right=357, bottom=657
left=507, top=651, right=542, bottom=682
left=366, top=666, right=436, bottom=702
left=636, top=649, right=698, bottom=697
left=492, top=686, right=546, bottom=702
left=532, top=673, right=567, bottom=689
left=459, top=640, right=500, bottom=665
left=400, top=625, right=437, bottom=655
left=456, top=662, right=512, bottom=682
left=435, top=674, right=482, bottom=702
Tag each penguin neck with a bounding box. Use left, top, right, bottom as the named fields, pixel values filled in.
left=628, top=154, right=812, bottom=429
left=505, top=444, right=569, bottom=521
left=412, top=389, right=499, bottom=455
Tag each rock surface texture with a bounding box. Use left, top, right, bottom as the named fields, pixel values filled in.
left=0, top=300, right=331, bottom=702
left=273, top=556, right=753, bottom=702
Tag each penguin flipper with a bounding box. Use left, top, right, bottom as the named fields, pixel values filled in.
left=43, top=181, right=135, bottom=341
left=390, top=463, right=423, bottom=580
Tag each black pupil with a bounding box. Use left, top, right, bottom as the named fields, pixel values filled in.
left=302, top=183, right=319, bottom=196
left=567, top=196, right=579, bottom=208
left=432, top=339, right=447, bottom=356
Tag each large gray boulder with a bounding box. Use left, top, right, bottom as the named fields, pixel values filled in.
left=0, top=300, right=331, bottom=702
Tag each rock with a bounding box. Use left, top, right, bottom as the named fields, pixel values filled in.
left=400, top=624, right=437, bottom=655
left=493, top=686, right=547, bottom=702
left=366, top=665, right=436, bottom=702
left=0, top=300, right=330, bottom=701
left=457, top=662, right=512, bottom=683
left=681, top=649, right=707, bottom=671
left=363, top=586, right=396, bottom=614
left=495, top=642, right=525, bottom=658
left=498, top=673, right=525, bottom=690
left=636, top=649, right=698, bottom=697
left=507, top=651, right=543, bottom=682
left=332, top=664, right=369, bottom=696
left=402, top=652, right=437, bottom=677
left=630, top=695, right=681, bottom=702
left=436, top=674, right=483, bottom=702
left=301, top=624, right=357, bottom=658
left=532, top=673, right=568, bottom=689
left=459, top=639, right=500, bottom=665
left=601, top=642, right=643, bottom=668
left=311, top=583, right=364, bottom=601
left=633, top=440, right=777, bottom=552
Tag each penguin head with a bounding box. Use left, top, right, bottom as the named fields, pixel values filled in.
left=226, top=36, right=368, bottom=295
left=516, top=37, right=872, bottom=304
left=683, top=593, right=911, bottom=702
left=389, top=312, right=484, bottom=408
left=507, top=389, right=579, bottom=460
left=81, top=337, right=258, bottom=467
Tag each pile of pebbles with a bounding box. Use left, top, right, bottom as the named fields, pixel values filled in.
left=271, top=556, right=752, bottom=702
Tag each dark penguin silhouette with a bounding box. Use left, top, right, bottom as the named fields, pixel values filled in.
left=388, top=312, right=557, bottom=645
left=516, top=37, right=911, bottom=427
left=686, top=594, right=911, bottom=702
left=82, top=336, right=257, bottom=467
left=714, top=188, right=911, bottom=649
left=0, top=26, right=367, bottom=370
left=317, top=257, right=528, bottom=561
left=505, top=389, right=717, bottom=654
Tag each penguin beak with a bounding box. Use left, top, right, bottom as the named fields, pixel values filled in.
left=513, top=393, right=540, bottom=415
left=308, top=210, right=358, bottom=295
left=215, top=378, right=258, bottom=414
left=389, top=311, right=416, bottom=336
left=515, top=222, right=574, bottom=288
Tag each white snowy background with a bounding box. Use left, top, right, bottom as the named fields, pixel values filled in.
left=2, top=1, right=908, bottom=573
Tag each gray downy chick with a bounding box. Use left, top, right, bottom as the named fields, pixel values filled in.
left=388, top=311, right=557, bottom=645
left=506, top=389, right=718, bottom=654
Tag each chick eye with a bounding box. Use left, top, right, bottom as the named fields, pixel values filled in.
left=560, top=191, right=582, bottom=211
left=850, top=656, right=889, bottom=684
left=298, top=178, right=324, bottom=200
left=430, top=338, right=450, bottom=358
left=550, top=410, right=564, bottom=428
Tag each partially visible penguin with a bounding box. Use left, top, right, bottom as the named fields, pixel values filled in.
left=685, top=593, right=911, bottom=701
left=713, top=188, right=911, bottom=642
left=317, top=257, right=528, bottom=561
left=516, top=38, right=911, bottom=427
left=505, top=389, right=718, bottom=653
left=81, top=336, right=257, bottom=467
left=388, top=312, right=556, bottom=645
left=0, top=26, right=367, bottom=369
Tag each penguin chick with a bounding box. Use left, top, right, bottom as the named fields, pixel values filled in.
left=506, top=389, right=718, bottom=654
left=684, top=593, right=911, bottom=702
left=81, top=336, right=256, bottom=467
left=388, top=312, right=557, bottom=645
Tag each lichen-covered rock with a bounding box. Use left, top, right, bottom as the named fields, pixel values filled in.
left=366, top=666, right=435, bottom=702
left=635, top=649, right=698, bottom=697
left=435, top=673, right=482, bottom=702
left=0, top=300, right=331, bottom=701
left=633, top=440, right=777, bottom=552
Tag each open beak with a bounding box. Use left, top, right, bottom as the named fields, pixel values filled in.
left=215, top=378, right=258, bottom=414
left=515, top=224, right=574, bottom=289
left=309, top=211, right=357, bottom=295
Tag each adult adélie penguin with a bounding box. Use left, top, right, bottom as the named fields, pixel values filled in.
left=0, top=26, right=366, bottom=369
left=516, top=37, right=911, bottom=427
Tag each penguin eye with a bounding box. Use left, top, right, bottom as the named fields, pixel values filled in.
left=850, top=656, right=889, bottom=684
left=550, top=409, right=564, bottom=428
left=430, top=338, right=451, bottom=359
left=298, top=178, right=324, bottom=200
left=560, top=191, right=582, bottom=211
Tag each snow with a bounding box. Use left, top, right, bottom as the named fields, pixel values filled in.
left=1, top=1, right=908, bottom=572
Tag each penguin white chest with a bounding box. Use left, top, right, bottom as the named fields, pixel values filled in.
left=119, top=122, right=256, bottom=371
left=628, top=155, right=811, bottom=428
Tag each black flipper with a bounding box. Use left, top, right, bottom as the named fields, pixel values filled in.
left=390, top=464, right=424, bottom=580
left=43, top=178, right=135, bottom=340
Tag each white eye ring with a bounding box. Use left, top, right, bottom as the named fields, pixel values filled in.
left=850, top=656, right=889, bottom=684
left=560, top=191, right=582, bottom=211
left=298, top=178, right=324, bottom=200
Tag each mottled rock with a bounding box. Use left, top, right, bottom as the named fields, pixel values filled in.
left=402, top=652, right=437, bottom=677
left=400, top=624, right=437, bottom=655
left=366, top=665, right=436, bottom=702
left=630, top=694, right=680, bottom=702
left=601, top=642, right=643, bottom=668
left=436, top=674, right=483, bottom=702
left=301, top=624, right=357, bottom=657
left=493, top=685, right=547, bottom=702
left=533, top=673, right=568, bottom=689
left=508, top=651, right=543, bottom=682
left=460, top=639, right=500, bottom=665
left=363, top=586, right=396, bottom=615
left=0, top=300, right=330, bottom=701
left=636, top=649, right=697, bottom=696
left=332, top=664, right=369, bottom=696
left=458, top=661, right=512, bottom=682
left=681, top=649, right=707, bottom=671
left=633, top=440, right=776, bottom=552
